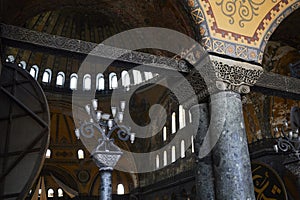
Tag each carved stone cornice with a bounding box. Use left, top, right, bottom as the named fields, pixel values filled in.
left=0, top=23, right=185, bottom=72
left=209, top=55, right=264, bottom=94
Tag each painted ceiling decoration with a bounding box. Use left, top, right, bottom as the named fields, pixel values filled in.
left=187, top=0, right=300, bottom=64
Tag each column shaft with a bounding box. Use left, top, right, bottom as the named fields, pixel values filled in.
left=210, top=91, right=255, bottom=200
left=99, top=168, right=113, bottom=200
left=190, top=103, right=216, bottom=200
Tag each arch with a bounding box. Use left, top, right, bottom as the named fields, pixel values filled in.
left=156, top=154, right=160, bottom=169
left=18, top=60, right=27, bottom=69
left=189, top=109, right=192, bottom=123
left=109, top=72, right=118, bottom=89
left=29, top=65, right=39, bottom=80
left=121, top=70, right=130, bottom=87
left=181, top=140, right=185, bottom=158
left=47, top=188, right=54, bottom=197
left=117, top=183, right=125, bottom=195
left=56, top=71, right=65, bottom=86
left=191, top=135, right=195, bottom=153
left=89, top=170, right=135, bottom=196
left=259, top=4, right=300, bottom=63
left=183, top=0, right=299, bottom=63
left=70, top=73, right=78, bottom=90
left=172, top=112, right=176, bottom=134
left=83, top=74, right=91, bottom=91
left=57, top=188, right=63, bottom=197
left=162, top=126, right=167, bottom=141
left=171, top=146, right=176, bottom=163
left=6, top=55, right=15, bottom=63
left=42, top=69, right=52, bottom=83
left=132, top=69, right=142, bottom=85
left=163, top=150, right=167, bottom=166
left=46, top=149, right=51, bottom=158
left=179, top=105, right=186, bottom=129
left=96, top=73, right=105, bottom=90
left=77, top=149, right=84, bottom=159
left=144, top=71, right=153, bottom=81
left=41, top=165, right=79, bottom=195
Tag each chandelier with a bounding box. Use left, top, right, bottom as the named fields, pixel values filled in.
left=74, top=99, right=136, bottom=168
left=273, top=120, right=300, bottom=161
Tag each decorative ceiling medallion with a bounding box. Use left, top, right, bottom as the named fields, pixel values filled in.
left=77, top=170, right=90, bottom=183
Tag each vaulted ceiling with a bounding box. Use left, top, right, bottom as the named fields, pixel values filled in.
left=1, top=0, right=195, bottom=43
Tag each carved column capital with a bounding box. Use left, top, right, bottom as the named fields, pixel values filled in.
left=209, top=55, right=264, bottom=94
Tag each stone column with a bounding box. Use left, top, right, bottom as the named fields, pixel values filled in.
left=190, top=103, right=216, bottom=200
left=210, top=91, right=255, bottom=200
left=99, top=167, right=113, bottom=200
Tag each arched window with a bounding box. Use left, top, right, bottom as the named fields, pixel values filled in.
left=77, top=149, right=84, bottom=159
left=96, top=73, right=105, bottom=90
left=171, top=146, right=176, bottom=163
left=117, top=184, right=125, bottom=195
left=163, top=126, right=167, bottom=141
left=6, top=55, right=15, bottom=63
left=58, top=188, right=63, bottom=197
left=46, top=149, right=51, bottom=158
left=18, top=61, right=27, bottom=69
left=133, top=70, right=142, bottom=85
left=121, top=70, right=130, bottom=87
left=83, top=74, right=91, bottom=91
left=191, top=136, right=195, bottom=153
left=144, top=72, right=153, bottom=81
left=163, top=151, right=167, bottom=166
left=172, top=112, right=176, bottom=134
left=48, top=188, right=54, bottom=197
left=29, top=65, right=39, bottom=80
left=56, top=72, right=65, bottom=86
left=179, top=105, right=186, bottom=129
left=109, top=72, right=118, bottom=89
left=70, top=73, right=78, bottom=90
left=189, top=110, right=192, bottom=123
left=156, top=154, right=160, bottom=169
left=42, top=69, right=52, bottom=83
left=181, top=140, right=185, bottom=158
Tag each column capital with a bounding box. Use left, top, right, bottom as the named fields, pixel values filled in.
left=209, top=55, right=264, bottom=94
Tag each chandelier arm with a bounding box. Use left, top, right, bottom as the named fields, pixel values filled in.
left=107, top=125, right=119, bottom=139
left=277, top=137, right=296, bottom=152
left=80, top=122, right=97, bottom=138
left=117, top=125, right=131, bottom=141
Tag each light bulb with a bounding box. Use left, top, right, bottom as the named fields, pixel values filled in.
left=91, top=99, right=98, bottom=110
left=118, top=112, right=124, bottom=123
left=120, top=101, right=126, bottom=112
left=96, top=111, right=102, bottom=121
left=289, top=131, right=293, bottom=138
left=111, top=106, right=117, bottom=117
left=85, top=104, right=91, bottom=115
left=130, top=133, right=135, bottom=143
left=75, top=128, right=80, bottom=139
left=108, top=119, right=113, bottom=129
left=284, top=120, right=288, bottom=127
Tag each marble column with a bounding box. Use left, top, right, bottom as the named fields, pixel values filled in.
left=210, top=91, right=255, bottom=200
left=190, top=103, right=216, bottom=200
left=99, top=167, right=113, bottom=200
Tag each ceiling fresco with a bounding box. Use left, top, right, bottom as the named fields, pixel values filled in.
left=187, top=0, right=300, bottom=64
